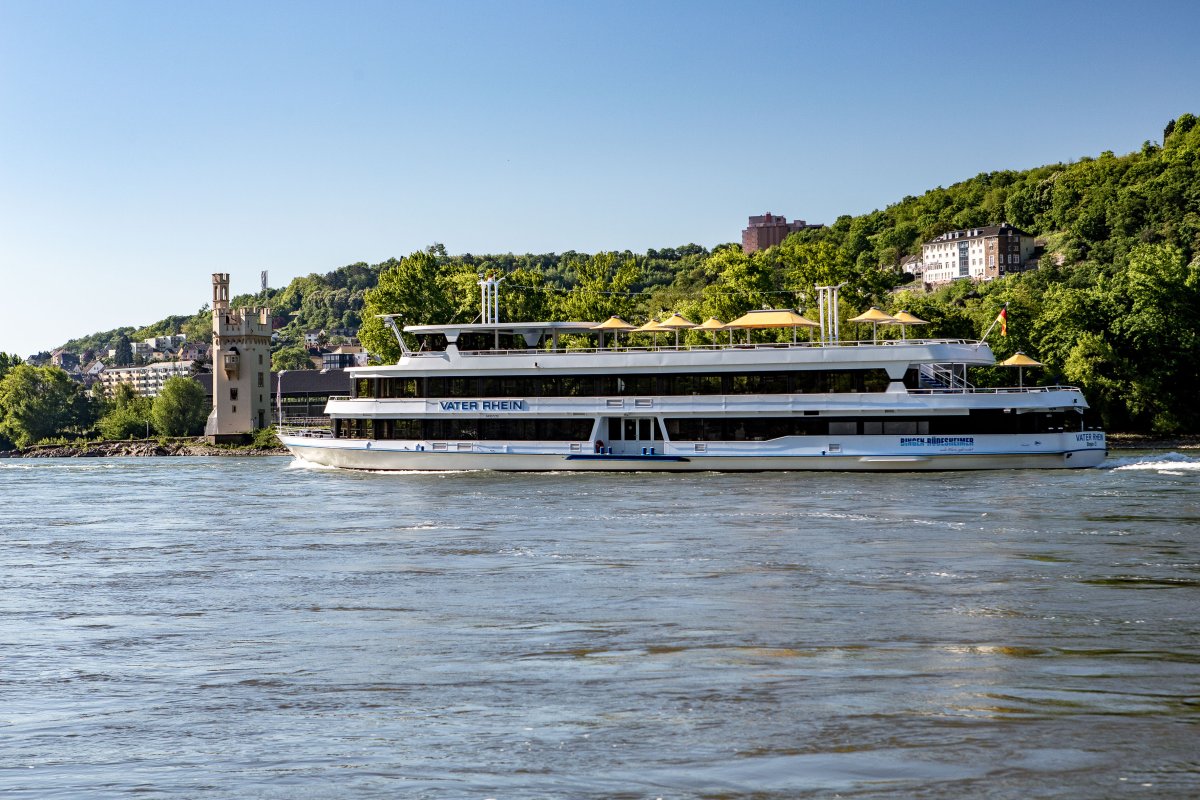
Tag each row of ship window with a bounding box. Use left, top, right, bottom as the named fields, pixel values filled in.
left=333, top=410, right=1084, bottom=441
left=352, top=369, right=897, bottom=399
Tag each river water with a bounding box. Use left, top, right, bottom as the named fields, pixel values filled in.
left=1, top=454, right=1197, bottom=798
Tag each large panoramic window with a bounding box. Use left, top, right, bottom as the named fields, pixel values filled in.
left=336, top=417, right=593, bottom=441
left=663, top=410, right=1081, bottom=441
left=354, top=369, right=893, bottom=400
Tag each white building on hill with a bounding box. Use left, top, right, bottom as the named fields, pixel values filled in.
left=921, top=223, right=1036, bottom=286
left=98, top=361, right=197, bottom=397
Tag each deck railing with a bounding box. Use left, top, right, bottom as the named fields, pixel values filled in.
left=276, top=418, right=333, bottom=438
left=403, top=338, right=980, bottom=358
left=906, top=384, right=1080, bottom=395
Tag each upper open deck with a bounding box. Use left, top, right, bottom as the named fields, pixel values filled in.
left=370, top=288, right=1002, bottom=383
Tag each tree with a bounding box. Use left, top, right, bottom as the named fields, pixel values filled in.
left=98, top=384, right=153, bottom=440
left=113, top=333, right=133, bottom=366
left=0, top=353, right=22, bottom=449
left=554, top=252, right=643, bottom=323
left=697, top=247, right=775, bottom=324
left=0, top=365, right=82, bottom=447
left=272, top=345, right=315, bottom=371
left=359, top=251, right=455, bottom=362
left=182, top=304, right=212, bottom=344
left=151, top=377, right=208, bottom=437
left=0, top=352, right=21, bottom=381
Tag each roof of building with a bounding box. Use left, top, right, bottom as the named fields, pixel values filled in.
left=745, top=213, right=815, bottom=228
left=926, top=223, right=1033, bottom=243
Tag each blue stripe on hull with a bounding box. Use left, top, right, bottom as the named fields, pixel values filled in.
left=564, top=454, right=690, bottom=462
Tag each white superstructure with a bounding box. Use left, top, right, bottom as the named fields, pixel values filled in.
left=278, top=292, right=1107, bottom=472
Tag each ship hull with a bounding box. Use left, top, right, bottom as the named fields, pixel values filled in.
left=280, top=435, right=1107, bottom=472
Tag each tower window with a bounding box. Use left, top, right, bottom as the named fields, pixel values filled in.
left=230, top=388, right=238, bottom=401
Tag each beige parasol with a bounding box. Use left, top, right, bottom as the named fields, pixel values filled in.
left=886, top=310, right=929, bottom=341
left=998, top=351, right=1042, bottom=387
left=695, top=317, right=726, bottom=346
left=726, top=308, right=820, bottom=344
left=658, top=312, right=697, bottom=347
left=634, top=318, right=669, bottom=347
left=848, top=307, right=898, bottom=344
left=591, top=316, right=635, bottom=348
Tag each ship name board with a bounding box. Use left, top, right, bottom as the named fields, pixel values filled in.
left=439, top=400, right=528, bottom=412
left=899, top=436, right=975, bottom=447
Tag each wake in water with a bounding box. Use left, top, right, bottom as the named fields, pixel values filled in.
left=0, top=461, right=117, bottom=471
left=1106, top=452, right=1200, bottom=472
left=283, top=459, right=471, bottom=475
left=284, top=459, right=341, bottom=471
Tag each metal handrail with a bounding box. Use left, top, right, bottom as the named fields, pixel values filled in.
left=405, top=338, right=981, bottom=358
left=279, top=415, right=334, bottom=426
left=919, top=362, right=974, bottom=390
left=907, top=385, right=1080, bottom=394
left=277, top=422, right=333, bottom=438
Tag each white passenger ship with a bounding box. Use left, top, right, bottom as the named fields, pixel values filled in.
left=278, top=283, right=1107, bottom=471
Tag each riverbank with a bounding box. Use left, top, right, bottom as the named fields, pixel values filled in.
left=1106, top=433, right=1200, bottom=450
left=0, top=438, right=287, bottom=458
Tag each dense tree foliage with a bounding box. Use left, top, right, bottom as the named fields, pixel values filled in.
left=112, top=333, right=133, bottom=366
left=150, top=377, right=208, bottom=437
left=358, top=251, right=455, bottom=362
left=58, top=327, right=137, bottom=360
left=0, top=353, right=21, bottom=381
left=0, top=365, right=95, bottom=447
left=97, top=383, right=152, bottom=440
left=271, top=345, right=315, bottom=372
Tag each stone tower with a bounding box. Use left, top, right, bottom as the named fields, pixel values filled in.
left=205, top=273, right=273, bottom=443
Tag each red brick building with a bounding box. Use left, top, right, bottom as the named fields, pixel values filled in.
left=741, top=213, right=821, bottom=253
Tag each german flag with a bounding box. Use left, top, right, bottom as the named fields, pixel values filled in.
left=997, top=306, right=1008, bottom=337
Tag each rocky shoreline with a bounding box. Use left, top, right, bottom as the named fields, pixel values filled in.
left=0, top=439, right=288, bottom=458
left=1105, top=433, right=1200, bottom=450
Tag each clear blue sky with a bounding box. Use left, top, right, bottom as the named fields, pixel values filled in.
left=1, top=0, right=1197, bottom=356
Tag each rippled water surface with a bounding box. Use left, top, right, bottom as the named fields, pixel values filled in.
left=1, top=453, right=1198, bottom=798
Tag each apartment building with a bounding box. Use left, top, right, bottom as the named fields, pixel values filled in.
left=921, top=223, right=1036, bottom=286
left=98, top=360, right=199, bottom=398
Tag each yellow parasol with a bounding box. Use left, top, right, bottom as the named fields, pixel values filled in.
left=998, top=352, right=1042, bottom=387
left=726, top=308, right=820, bottom=344
left=848, top=307, right=898, bottom=344
left=695, top=317, right=726, bottom=346
left=634, top=318, right=669, bottom=347
left=592, top=316, right=635, bottom=330
left=591, top=316, right=636, bottom=348
left=885, top=310, right=929, bottom=341
left=658, top=312, right=696, bottom=347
